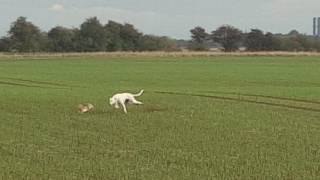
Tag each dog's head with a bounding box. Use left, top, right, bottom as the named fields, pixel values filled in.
left=109, top=97, right=116, bottom=105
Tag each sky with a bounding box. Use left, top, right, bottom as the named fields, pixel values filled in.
left=0, top=0, right=319, bottom=39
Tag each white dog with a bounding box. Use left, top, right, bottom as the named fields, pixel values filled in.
left=109, top=90, right=144, bottom=113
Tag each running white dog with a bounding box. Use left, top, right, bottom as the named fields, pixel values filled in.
left=109, top=90, right=144, bottom=113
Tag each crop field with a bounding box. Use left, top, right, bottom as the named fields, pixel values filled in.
left=0, top=55, right=319, bottom=179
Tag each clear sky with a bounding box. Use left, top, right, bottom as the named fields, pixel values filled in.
left=0, top=0, right=319, bottom=39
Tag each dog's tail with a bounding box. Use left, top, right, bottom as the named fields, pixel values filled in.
left=133, top=89, right=144, bottom=97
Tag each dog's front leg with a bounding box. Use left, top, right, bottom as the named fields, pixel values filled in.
left=115, top=102, right=120, bottom=109
left=120, top=102, right=127, bottom=114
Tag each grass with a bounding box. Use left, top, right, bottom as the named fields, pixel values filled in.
left=0, top=56, right=319, bottom=179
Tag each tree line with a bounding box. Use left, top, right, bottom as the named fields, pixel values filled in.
left=189, top=25, right=320, bottom=52
left=1, top=17, right=320, bottom=53
left=0, top=17, right=177, bottom=52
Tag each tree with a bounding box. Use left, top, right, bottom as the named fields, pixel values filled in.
left=0, top=37, right=10, bottom=52
left=77, top=17, right=109, bottom=52
left=211, top=25, right=242, bottom=52
left=310, top=37, right=320, bottom=52
left=244, top=29, right=282, bottom=51
left=294, top=34, right=312, bottom=51
left=278, top=31, right=313, bottom=51
left=138, top=35, right=163, bottom=51
left=288, top=30, right=299, bottom=36
left=7, top=16, right=47, bottom=52
left=138, top=35, right=177, bottom=51
left=280, top=37, right=302, bottom=51
left=263, top=32, right=281, bottom=51
left=104, top=20, right=124, bottom=51
left=244, top=29, right=265, bottom=51
left=48, top=26, right=76, bottom=52
left=120, top=23, right=142, bottom=51
left=189, top=26, right=209, bottom=51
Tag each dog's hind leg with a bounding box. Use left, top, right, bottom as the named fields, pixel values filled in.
left=131, top=97, right=143, bottom=105
left=132, top=100, right=143, bottom=105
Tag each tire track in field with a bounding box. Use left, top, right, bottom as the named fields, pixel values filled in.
left=0, top=80, right=69, bottom=90
left=153, top=91, right=320, bottom=113
left=203, top=90, right=320, bottom=105
left=0, top=77, right=81, bottom=88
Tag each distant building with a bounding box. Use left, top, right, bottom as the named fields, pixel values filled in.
left=313, top=17, right=317, bottom=36
left=313, top=17, right=320, bottom=36
left=318, top=17, right=320, bottom=36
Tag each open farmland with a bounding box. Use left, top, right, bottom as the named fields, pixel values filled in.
left=0, top=55, right=319, bottom=179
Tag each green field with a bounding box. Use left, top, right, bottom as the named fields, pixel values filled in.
left=0, top=56, right=319, bottom=179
